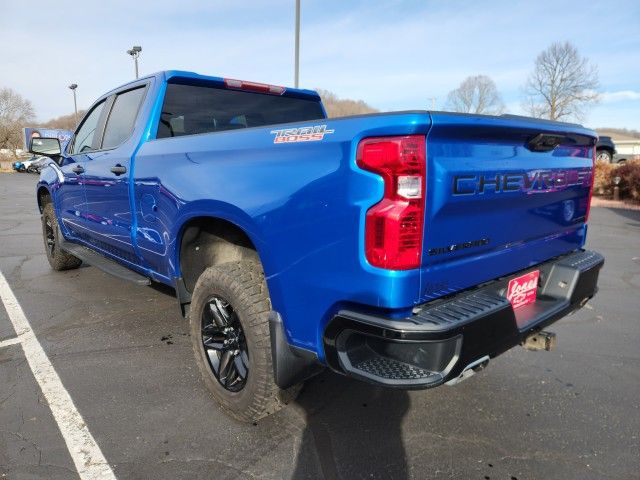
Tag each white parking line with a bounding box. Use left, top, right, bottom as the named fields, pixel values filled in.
left=0, top=269, right=117, bottom=480
left=0, top=336, right=22, bottom=348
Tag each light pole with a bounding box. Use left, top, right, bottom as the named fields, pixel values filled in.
left=294, top=0, right=300, bottom=88
left=127, top=45, right=142, bottom=79
left=68, top=84, right=78, bottom=126
left=613, top=176, right=621, bottom=201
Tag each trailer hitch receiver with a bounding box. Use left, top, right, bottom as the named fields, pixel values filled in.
left=522, top=331, right=557, bottom=351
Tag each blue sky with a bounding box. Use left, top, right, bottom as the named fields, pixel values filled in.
left=2, top=0, right=639, bottom=129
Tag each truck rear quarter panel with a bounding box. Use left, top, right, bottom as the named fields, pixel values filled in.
left=132, top=112, right=432, bottom=357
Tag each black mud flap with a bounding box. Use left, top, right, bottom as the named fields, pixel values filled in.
left=269, top=312, right=324, bottom=389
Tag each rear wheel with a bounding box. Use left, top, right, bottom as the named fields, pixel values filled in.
left=41, top=203, right=82, bottom=271
left=189, top=261, right=300, bottom=422
left=596, top=149, right=612, bottom=163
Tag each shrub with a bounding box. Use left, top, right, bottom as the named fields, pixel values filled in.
left=616, top=160, right=640, bottom=201
left=593, top=160, right=615, bottom=196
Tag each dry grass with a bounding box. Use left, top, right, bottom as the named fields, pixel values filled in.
left=0, top=153, right=17, bottom=172
left=593, top=159, right=640, bottom=205
left=594, top=160, right=616, bottom=196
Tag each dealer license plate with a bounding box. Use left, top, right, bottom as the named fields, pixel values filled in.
left=506, top=270, right=540, bottom=310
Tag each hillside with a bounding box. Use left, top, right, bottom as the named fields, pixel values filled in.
left=596, top=128, right=640, bottom=141
left=316, top=89, right=378, bottom=118
left=40, top=111, right=86, bottom=131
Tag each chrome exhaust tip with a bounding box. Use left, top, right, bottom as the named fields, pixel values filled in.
left=445, top=355, right=490, bottom=386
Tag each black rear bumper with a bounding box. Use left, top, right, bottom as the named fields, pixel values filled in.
left=323, top=249, right=604, bottom=389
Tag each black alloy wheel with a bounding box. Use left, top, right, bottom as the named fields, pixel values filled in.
left=189, top=261, right=302, bottom=422
left=45, top=218, right=55, bottom=255
left=201, top=295, right=249, bottom=392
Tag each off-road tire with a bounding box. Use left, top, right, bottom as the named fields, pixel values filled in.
left=41, top=203, right=82, bottom=271
left=190, top=261, right=301, bottom=422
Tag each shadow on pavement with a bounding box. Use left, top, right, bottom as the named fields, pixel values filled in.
left=149, top=280, right=179, bottom=298
left=291, top=370, right=410, bottom=480
left=601, top=206, right=640, bottom=225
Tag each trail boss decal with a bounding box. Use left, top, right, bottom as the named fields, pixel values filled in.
left=271, top=125, right=334, bottom=144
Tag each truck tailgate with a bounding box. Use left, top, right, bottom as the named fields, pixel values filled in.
left=419, top=113, right=596, bottom=303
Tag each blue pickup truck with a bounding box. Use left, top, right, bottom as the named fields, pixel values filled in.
left=31, top=71, right=604, bottom=422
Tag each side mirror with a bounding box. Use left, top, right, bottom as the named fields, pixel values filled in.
left=29, top=137, right=61, bottom=157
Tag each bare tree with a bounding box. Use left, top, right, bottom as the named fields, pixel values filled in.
left=316, top=89, right=378, bottom=118
left=523, top=41, right=599, bottom=121
left=446, top=75, right=504, bottom=115
left=0, top=87, right=35, bottom=155
left=43, top=110, right=86, bottom=130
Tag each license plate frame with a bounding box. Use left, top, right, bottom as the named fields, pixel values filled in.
left=506, top=270, right=540, bottom=310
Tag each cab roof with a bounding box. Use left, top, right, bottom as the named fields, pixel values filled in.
left=109, top=70, right=321, bottom=102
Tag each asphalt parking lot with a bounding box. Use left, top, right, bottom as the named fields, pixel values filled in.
left=0, top=173, right=638, bottom=480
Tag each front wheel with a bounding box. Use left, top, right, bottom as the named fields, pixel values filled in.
left=189, top=261, right=301, bottom=422
left=41, top=203, right=82, bottom=271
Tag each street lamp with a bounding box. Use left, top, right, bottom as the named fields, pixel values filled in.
left=613, top=175, right=622, bottom=201
left=294, top=0, right=300, bottom=87
left=127, top=45, right=142, bottom=79
left=68, top=84, right=78, bottom=126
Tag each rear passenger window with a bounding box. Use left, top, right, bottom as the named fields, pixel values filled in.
left=102, top=87, right=146, bottom=149
left=157, top=82, right=325, bottom=139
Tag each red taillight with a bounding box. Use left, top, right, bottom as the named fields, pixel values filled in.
left=585, top=144, right=596, bottom=222
left=357, top=135, right=426, bottom=270
left=223, top=78, right=286, bottom=95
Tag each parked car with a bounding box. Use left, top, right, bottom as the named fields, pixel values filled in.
left=596, top=136, right=618, bottom=163
left=11, top=156, right=33, bottom=172
left=12, top=155, right=47, bottom=173
left=26, top=156, right=50, bottom=174
left=12, top=160, right=25, bottom=172
left=31, top=71, right=604, bottom=422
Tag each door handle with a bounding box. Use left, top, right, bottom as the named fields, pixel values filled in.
left=72, top=165, right=84, bottom=174
left=110, top=164, right=127, bottom=175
